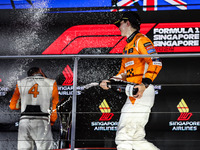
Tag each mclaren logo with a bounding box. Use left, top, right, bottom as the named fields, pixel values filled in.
left=99, top=99, right=114, bottom=121
left=177, top=99, right=192, bottom=121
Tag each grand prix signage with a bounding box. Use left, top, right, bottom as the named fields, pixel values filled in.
left=177, top=99, right=192, bottom=121
left=0, top=78, right=9, bottom=97
left=153, top=22, right=200, bottom=53
left=43, top=22, right=200, bottom=55
left=91, top=99, right=118, bottom=132
left=42, top=24, right=127, bottom=54
left=57, top=65, right=83, bottom=96
left=169, top=99, right=200, bottom=131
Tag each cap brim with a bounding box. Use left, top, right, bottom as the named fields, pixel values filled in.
left=114, top=17, right=129, bottom=28
left=114, top=20, right=121, bottom=28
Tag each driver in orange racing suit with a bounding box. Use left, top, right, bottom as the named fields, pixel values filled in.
left=100, top=11, right=162, bottom=150
left=10, top=67, right=59, bottom=150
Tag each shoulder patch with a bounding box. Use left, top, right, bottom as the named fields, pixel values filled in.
left=144, top=42, right=152, bottom=47
left=147, top=49, right=156, bottom=54
left=144, top=42, right=155, bottom=54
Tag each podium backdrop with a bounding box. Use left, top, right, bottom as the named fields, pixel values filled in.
left=0, top=3, right=200, bottom=150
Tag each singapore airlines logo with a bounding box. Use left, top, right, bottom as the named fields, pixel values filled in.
left=62, top=65, right=73, bottom=86
left=91, top=99, right=118, bottom=131
left=169, top=98, right=199, bottom=131
left=99, top=99, right=114, bottom=121
left=177, top=99, right=192, bottom=121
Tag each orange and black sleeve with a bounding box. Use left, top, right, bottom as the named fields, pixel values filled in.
left=50, top=81, right=59, bottom=125
left=138, top=37, right=162, bottom=84
left=9, top=84, right=20, bottom=110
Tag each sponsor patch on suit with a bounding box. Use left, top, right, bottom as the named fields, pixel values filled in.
left=144, top=42, right=152, bottom=47
left=128, top=48, right=133, bottom=53
left=147, top=49, right=156, bottom=54
left=125, top=61, right=134, bottom=67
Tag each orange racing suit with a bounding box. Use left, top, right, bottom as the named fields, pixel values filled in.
left=115, top=31, right=162, bottom=150
left=117, top=31, right=162, bottom=85
left=116, top=31, right=162, bottom=104
left=9, top=74, right=59, bottom=150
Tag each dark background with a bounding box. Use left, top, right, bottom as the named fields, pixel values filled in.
left=0, top=6, right=200, bottom=150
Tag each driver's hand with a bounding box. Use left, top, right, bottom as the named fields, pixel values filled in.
left=99, top=80, right=110, bottom=90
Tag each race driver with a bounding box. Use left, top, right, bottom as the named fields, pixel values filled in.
left=10, top=67, right=59, bottom=150
left=100, top=11, right=162, bottom=150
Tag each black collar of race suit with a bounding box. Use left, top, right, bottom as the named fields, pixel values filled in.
left=126, top=30, right=139, bottom=43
